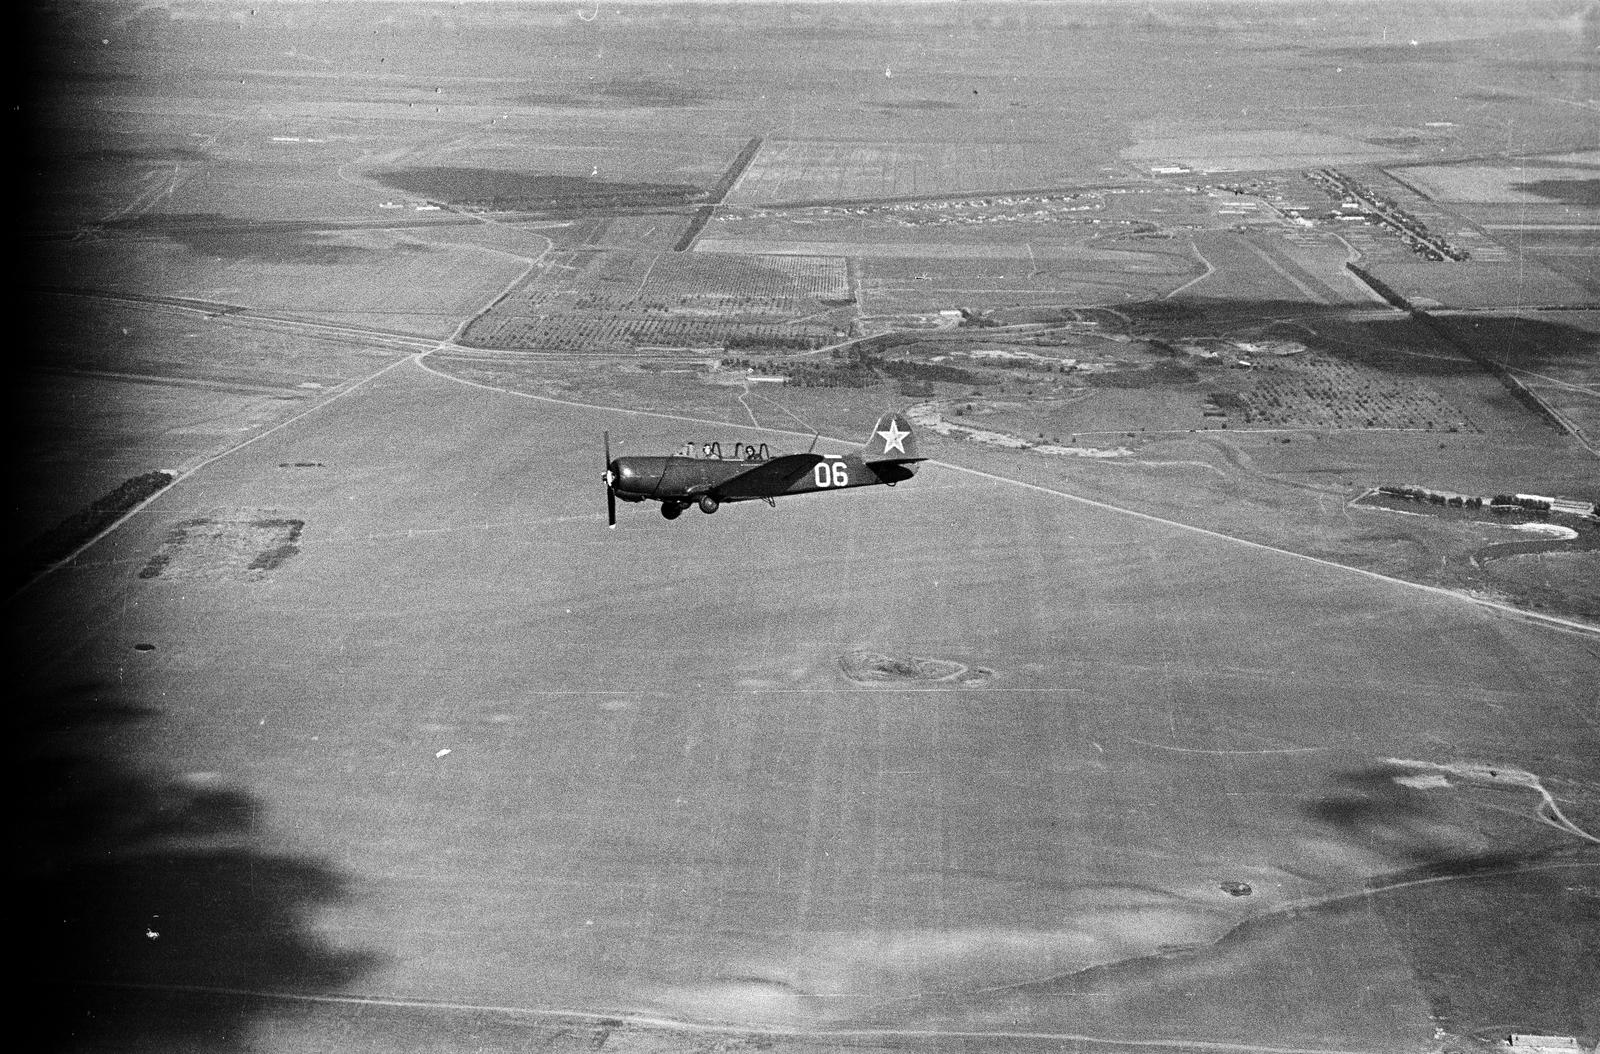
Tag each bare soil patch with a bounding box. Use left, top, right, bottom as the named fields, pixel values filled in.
left=139, top=515, right=305, bottom=582
left=838, top=649, right=994, bottom=687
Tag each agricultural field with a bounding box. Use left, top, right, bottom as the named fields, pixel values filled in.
left=1176, top=230, right=1363, bottom=306
left=586, top=213, right=696, bottom=252
left=461, top=315, right=836, bottom=354
left=703, top=184, right=1223, bottom=253
left=1362, top=260, right=1593, bottom=310
left=723, top=140, right=1095, bottom=205
left=400, top=220, right=564, bottom=264
left=854, top=245, right=1197, bottom=316
left=1123, top=127, right=1402, bottom=173
left=489, top=250, right=850, bottom=314
left=460, top=250, right=852, bottom=352
left=17, top=293, right=394, bottom=548
left=152, top=159, right=393, bottom=222
left=701, top=225, right=1197, bottom=269
left=37, top=225, right=533, bottom=340
left=1221, top=353, right=1472, bottom=431
left=1489, top=227, right=1600, bottom=290
left=390, top=122, right=749, bottom=192
left=369, top=167, right=706, bottom=212
left=648, top=253, right=851, bottom=303
left=1386, top=159, right=1600, bottom=204
left=27, top=126, right=395, bottom=230
left=1488, top=310, right=1600, bottom=447
left=25, top=291, right=388, bottom=391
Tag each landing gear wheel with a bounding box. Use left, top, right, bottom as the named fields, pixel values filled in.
left=698, top=494, right=720, bottom=515
left=661, top=502, right=684, bottom=520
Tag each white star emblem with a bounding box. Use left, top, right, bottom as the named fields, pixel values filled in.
left=876, top=421, right=909, bottom=454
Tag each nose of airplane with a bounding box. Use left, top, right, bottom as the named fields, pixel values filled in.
left=606, top=460, right=632, bottom=492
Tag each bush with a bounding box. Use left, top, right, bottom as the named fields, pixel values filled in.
left=17, top=471, right=176, bottom=588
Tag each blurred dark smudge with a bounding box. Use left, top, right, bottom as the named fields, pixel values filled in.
left=21, top=685, right=377, bottom=1053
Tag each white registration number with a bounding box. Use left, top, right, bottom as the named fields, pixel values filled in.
left=812, top=461, right=850, bottom=488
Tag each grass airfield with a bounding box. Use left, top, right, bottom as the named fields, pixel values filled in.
left=20, top=356, right=1598, bottom=1052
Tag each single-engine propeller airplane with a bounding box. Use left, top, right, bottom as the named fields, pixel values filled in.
left=603, top=412, right=923, bottom=526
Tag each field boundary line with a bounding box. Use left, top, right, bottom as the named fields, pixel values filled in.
left=1162, top=237, right=1215, bottom=299
left=938, top=457, right=1600, bottom=638
left=71, top=981, right=1386, bottom=1054
left=410, top=355, right=1600, bottom=638
left=447, top=230, right=555, bottom=343
left=79, top=857, right=1596, bottom=1050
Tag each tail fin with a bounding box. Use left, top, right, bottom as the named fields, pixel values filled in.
left=863, top=412, right=920, bottom=462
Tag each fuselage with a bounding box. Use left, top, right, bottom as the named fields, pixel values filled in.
left=607, top=455, right=757, bottom=503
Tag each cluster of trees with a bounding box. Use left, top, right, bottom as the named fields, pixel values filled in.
left=19, top=471, right=175, bottom=589
left=872, top=355, right=978, bottom=386
left=777, top=359, right=878, bottom=389
left=1381, top=486, right=1485, bottom=509
left=1083, top=360, right=1197, bottom=389
left=722, top=333, right=824, bottom=351
left=1380, top=487, right=1555, bottom=514
left=766, top=347, right=980, bottom=390
left=1492, top=494, right=1553, bottom=512
left=1208, top=391, right=1250, bottom=413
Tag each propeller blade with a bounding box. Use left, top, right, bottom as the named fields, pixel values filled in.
left=603, top=431, right=616, bottom=529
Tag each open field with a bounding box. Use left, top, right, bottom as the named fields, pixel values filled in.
left=1365, top=260, right=1596, bottom=310
left=1123, top=128, right=1400, bottom=173
left=724, top=140, right=1091, bottom=205
left=14, top=292, right=410, bottom=557
left=852, top=248, right=1196, bottom=315
left=19, top=361, right=1600, bottom=1053
left=36, top=225, right=538, bottom=339
left=18, top=3, right=1600, bottom=1052
left=1387, top=160, right=1600, bottom=205
left=1177, top=231, right=1362, bottom=306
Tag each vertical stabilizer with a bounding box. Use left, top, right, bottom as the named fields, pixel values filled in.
left=863, top=413, right=919, bottom=462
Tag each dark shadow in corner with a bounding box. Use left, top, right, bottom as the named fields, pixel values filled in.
left=21, top=685, right=378, bottom=1053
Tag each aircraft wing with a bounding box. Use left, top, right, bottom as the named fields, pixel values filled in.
left=712, top=453, right=826, bottom=501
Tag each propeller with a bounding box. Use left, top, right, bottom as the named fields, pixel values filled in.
left=603, top=431, right=617, bottom=529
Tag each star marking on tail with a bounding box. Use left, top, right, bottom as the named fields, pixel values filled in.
left=876, top=420, right=909, bottom=454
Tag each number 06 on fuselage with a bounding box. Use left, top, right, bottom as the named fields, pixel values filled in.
left=602, top=413, right=924, bottom=526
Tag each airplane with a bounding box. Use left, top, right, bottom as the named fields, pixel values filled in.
left=603, top=412, right=923, bottom=526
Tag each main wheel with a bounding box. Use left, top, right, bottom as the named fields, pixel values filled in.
left=661, top=502, right=684, bottom=520
left=698, top=494, right=720, bottom=515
